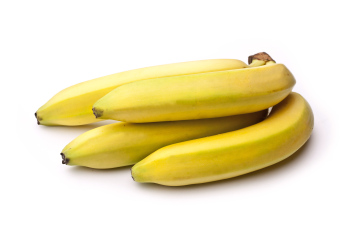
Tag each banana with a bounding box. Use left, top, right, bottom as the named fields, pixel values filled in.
left=93, top=52, right=295, bottom=123
left=35, top=59, right=247, bottom=126
left=61, top=110, right=267, bottom=169
left=131, top=92, right=314, bottom=186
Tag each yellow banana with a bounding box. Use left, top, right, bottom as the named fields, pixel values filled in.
left=131, top=92, right=314, bottom=186
left=61, top=110, right=267, bottom=169
left=35, top=59, right=247, bottom=126
left=93, top=53, right=295, bottom=123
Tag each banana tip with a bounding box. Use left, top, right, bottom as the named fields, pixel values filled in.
left=92, top=107, right=103, bottom=118
left=34, top=112, right=41, bottom=125
left=61, top=153, right=69, bottom=165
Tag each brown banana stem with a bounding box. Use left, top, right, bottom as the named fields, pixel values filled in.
left=248, top=52, right=276, bottom=64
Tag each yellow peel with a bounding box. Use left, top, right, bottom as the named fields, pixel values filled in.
left=61, top=110, right=267, bottom=169
left=36, top=59, right=248, bottom=126
left=94, top=63, right=296, bottom=123
left=131, top=92, right=314, bottom=186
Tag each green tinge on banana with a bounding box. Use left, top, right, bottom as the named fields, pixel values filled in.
left=35, top=59, right=248, bottom=126
left=93, top=53, right=295, bottom=123
left=61, top=110, right=268, bottom=169
left=131, top=92, right=314, bottom=186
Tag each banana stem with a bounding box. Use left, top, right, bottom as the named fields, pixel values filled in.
left=248, top=52, right=276, bottom=67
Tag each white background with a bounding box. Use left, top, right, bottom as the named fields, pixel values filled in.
left=1, top=1, right=359, bottom=239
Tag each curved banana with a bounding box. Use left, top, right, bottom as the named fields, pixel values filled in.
left=61, top=110, right=267, bottom=169
left=93, top=53, right=295, bottom=123
left=35, top=59, right=247, bottom=126
left=131, top=92, right=314, bottom=186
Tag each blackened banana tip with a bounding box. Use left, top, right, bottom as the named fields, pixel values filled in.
left=35, top=112, right=40, bottom=125
left=92, top=107, right=103, bottom=118
left=61, top=153, right=69, bottom=165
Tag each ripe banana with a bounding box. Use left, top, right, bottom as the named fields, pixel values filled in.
left=131, top=92, right=314, bottom=186
left=35, top=59, right=247, bottom=126
left=61, top=110, right=267, bottom=169
left=93, top=53, right=295, bottom=123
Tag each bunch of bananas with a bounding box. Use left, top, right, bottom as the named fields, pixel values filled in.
left=36, top=52, right=314, bottom=186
